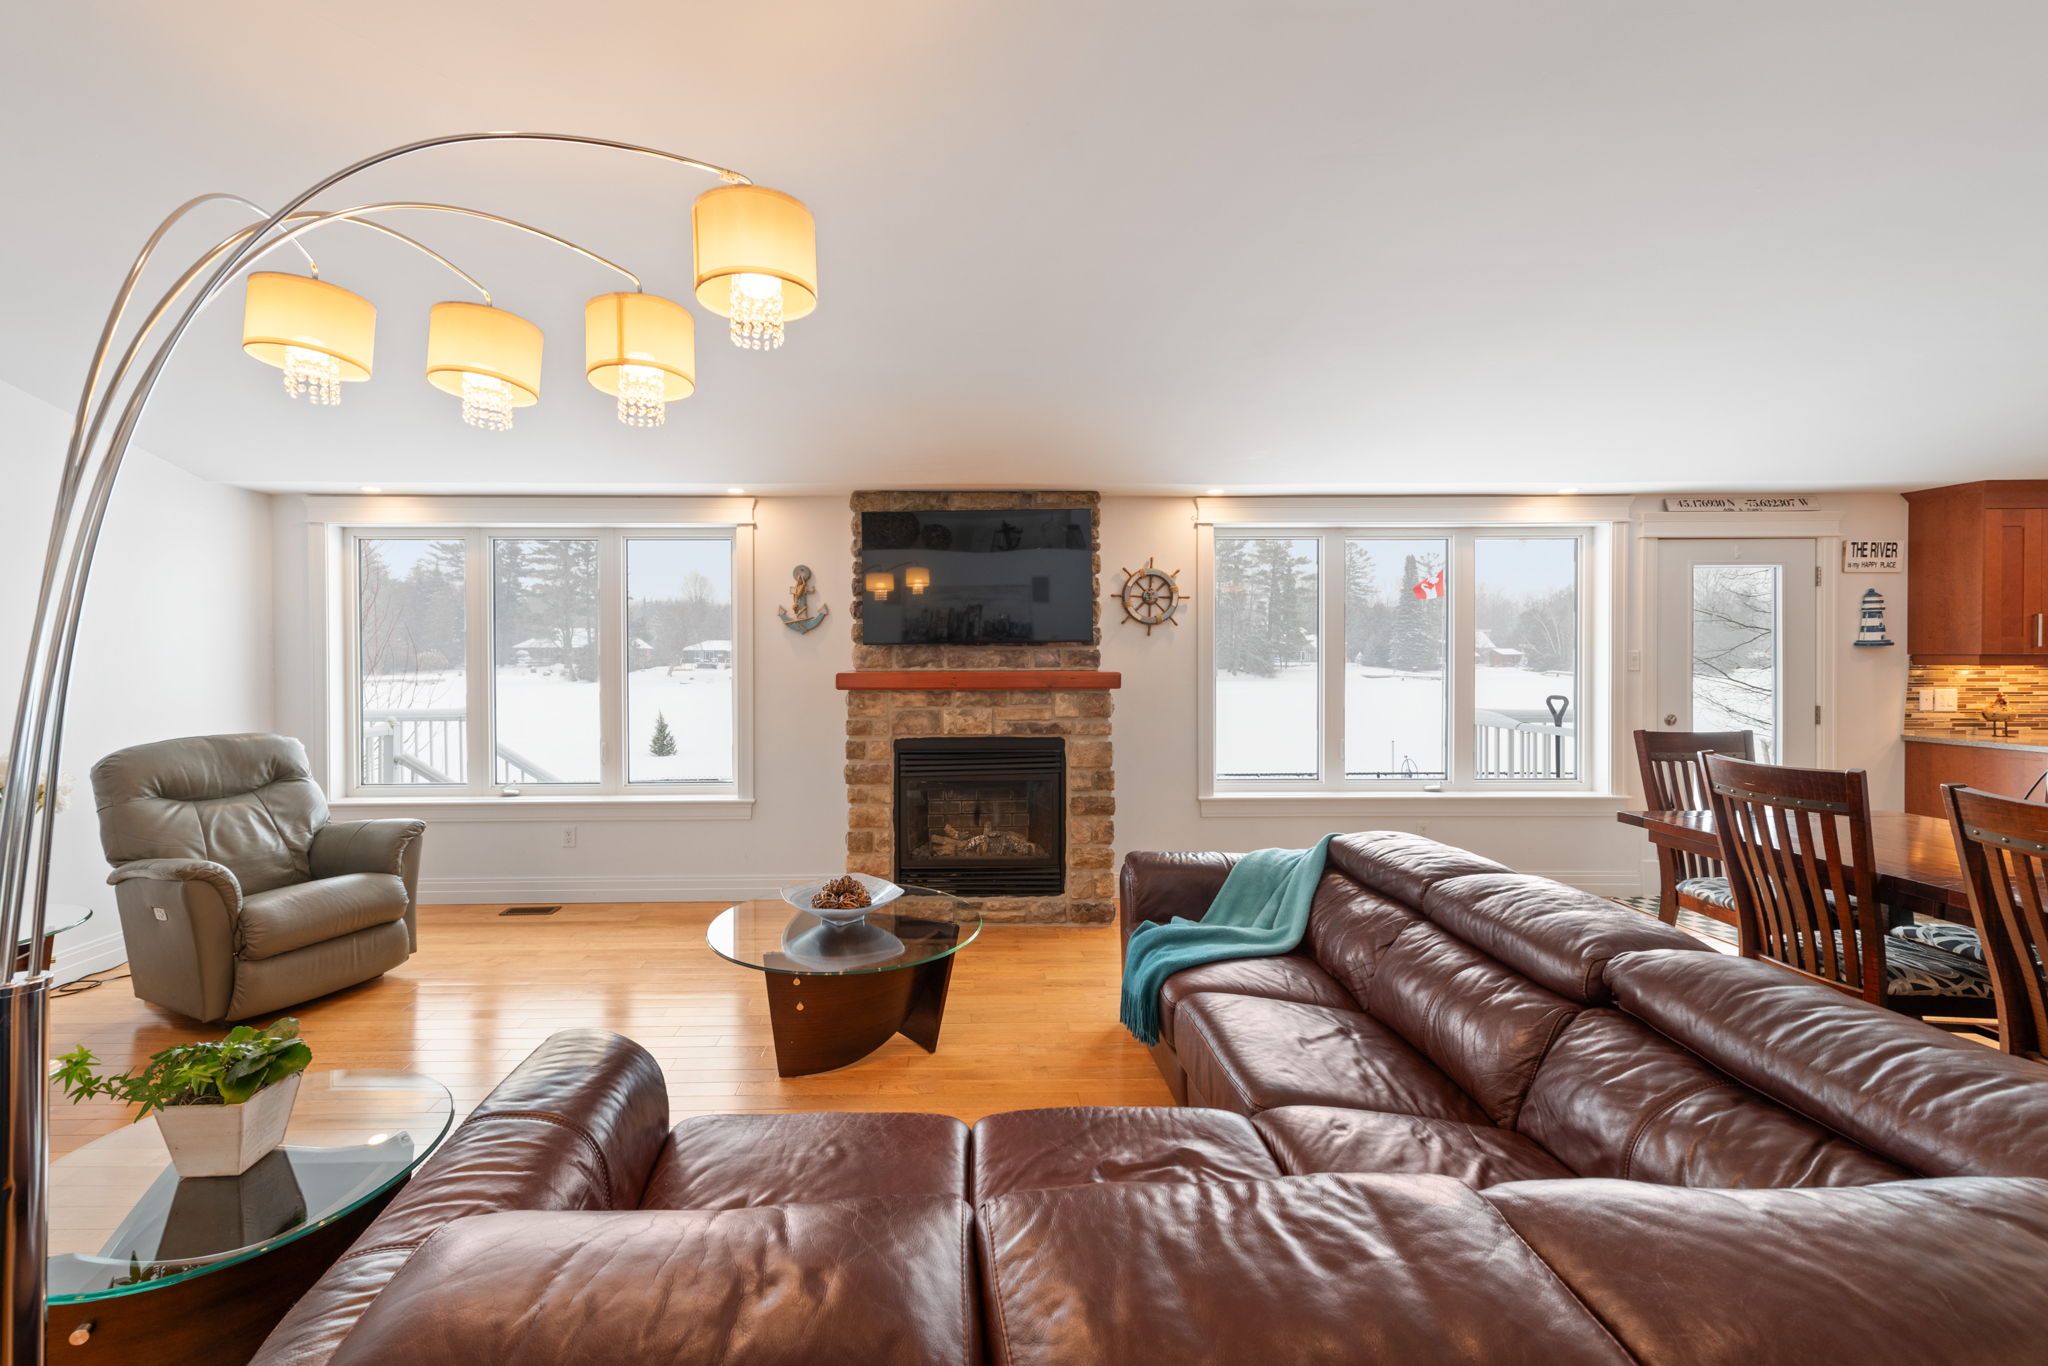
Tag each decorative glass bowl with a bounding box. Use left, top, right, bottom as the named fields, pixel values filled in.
left=779, top=874, right=905, bottom=925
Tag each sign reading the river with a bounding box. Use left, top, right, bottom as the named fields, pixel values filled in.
left=1842, top=539, right=1902, bottom=573
left=1662, top=496, right=1821, bottom=512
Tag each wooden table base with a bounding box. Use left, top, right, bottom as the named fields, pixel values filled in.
left=764, top=957, right=957, bottom=1076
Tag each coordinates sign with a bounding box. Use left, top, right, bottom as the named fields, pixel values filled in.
left=1842, top=539, right=1902, bottom=573
left=1662, top=496, right=1820, bottom=512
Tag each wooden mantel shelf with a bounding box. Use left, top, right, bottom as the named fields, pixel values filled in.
left=835, top=670, right=1122, bottom=691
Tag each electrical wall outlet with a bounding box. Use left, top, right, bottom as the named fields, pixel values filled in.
left=1933, top=688, right=1959, bottom=712
left=562, top=825, right=578, bottom=849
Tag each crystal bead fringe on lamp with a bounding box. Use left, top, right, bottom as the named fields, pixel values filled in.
left=425, top=301, right=542, bottom=430
left=584, top=292, right=695, bottom=427
left=692, top=184, right=818, bottom=350
left=240, top=272, right=375, bottom=404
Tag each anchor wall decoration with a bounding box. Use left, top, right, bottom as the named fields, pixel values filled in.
left=778, top=564, right=830, bottom=634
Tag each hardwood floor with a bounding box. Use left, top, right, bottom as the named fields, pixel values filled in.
left=46, top=902, right=1172, bottom=1159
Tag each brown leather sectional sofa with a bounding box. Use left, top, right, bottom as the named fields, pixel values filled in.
left=253, top=834, right=2048, bottom=1366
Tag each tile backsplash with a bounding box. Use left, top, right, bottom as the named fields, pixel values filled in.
left=1904, top=663, right=2048, bottom=735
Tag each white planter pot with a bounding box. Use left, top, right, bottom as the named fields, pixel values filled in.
left=153, top=1073, right=302, bottom=1178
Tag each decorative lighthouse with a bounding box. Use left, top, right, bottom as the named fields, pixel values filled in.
left=1854, top=587, right=1894, bottom=647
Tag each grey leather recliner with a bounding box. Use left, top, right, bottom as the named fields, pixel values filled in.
left=91, top=733, right=424, bottom=1022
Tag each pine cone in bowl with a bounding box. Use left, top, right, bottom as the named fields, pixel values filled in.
left=812, top=875, right=873, bottom=911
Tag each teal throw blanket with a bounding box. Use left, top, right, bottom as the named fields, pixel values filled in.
left=1118, top=835, right=1335, bottom=1046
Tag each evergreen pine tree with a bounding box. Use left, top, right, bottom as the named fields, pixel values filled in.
left=1389, top=553, right=1447, bottom=673
left=648, top=711, right=677, bottom=757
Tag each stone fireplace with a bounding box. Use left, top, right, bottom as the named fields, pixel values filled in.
left=840, top=491, right=1115, bottom=925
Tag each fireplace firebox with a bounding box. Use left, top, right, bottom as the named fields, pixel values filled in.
left=893, top=737, right=1065, bottom=897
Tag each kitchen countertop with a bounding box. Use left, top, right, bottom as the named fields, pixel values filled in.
left=1903, top=730, right=2048, bottom=754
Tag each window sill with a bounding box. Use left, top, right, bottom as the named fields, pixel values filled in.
left=1198, top=791, right=1625, bottom=818
left=332, top=795, right=754, bottom=822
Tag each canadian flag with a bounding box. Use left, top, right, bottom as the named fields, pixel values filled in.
left=1411, top=569, right=1446, bottom=600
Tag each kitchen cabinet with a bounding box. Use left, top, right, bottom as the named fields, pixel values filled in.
left=1905, top=481, right=2048, bottom=662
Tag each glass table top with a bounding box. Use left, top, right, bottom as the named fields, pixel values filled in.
left=22, top=904, right=90, bottom=947
left=49, top=1068, right=453, bottom=1302
left=708, top=886, right=980, bottom=975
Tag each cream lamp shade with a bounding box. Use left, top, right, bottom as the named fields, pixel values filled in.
left=585, top=292, right=695, bottom=427
left=904, top=566, right=931, bottom=595
left=241, top=273, right=375, bottom=404
left=864, top=570, right=895, bottom=600
left=692, top=185, right=818, bottom=349
left=426, top=302, right=542, bottom=430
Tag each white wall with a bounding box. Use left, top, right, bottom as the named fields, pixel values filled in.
left=315, top=488, right=1909, bottom=904
left=0, top=379, right=274, bottom=979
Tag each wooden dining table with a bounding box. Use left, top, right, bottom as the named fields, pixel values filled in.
left=1617, top=808, right=1975, bottom=926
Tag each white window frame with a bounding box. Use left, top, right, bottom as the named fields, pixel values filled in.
left=314, top=496, right=754, bottom=806
left=1196, top=497, right=1627, bottom=804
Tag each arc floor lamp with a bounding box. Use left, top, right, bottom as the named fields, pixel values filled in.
left=0, top=131, right=819, bottom=1363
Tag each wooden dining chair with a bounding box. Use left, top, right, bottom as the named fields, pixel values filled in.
left=1631, top=729, right=1754, bottom=925
left=1703, top=753, right=1993, bottom=1020
left=1943, top=784, right=2048, bottom=1059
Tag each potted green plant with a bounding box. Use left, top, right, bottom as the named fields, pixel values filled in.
left=53, top=1019, right=312, bottom=1177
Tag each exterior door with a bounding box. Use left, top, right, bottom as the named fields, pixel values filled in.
left=1654, top=539, right=1818, bottom=766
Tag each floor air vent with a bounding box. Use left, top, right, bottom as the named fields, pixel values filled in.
left=499, top=905, right=562, bottom=917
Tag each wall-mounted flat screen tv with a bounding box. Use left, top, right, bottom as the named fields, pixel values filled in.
left=859, top=507, right=1094, bottom=646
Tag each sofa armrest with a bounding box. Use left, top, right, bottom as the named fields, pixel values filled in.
left=105, top=861, right=241, bottom=1022
left=324, top=1200, right=979, bottom=1366
left=311, top=819, right=426, bottom=949
left=252, top=1029, right=671, bottom=1366
left=107, top=857, right=241, bottom=910
left=1118, top=851, right=1242, bottom=951
left=310, top=819, right=425, bottom=880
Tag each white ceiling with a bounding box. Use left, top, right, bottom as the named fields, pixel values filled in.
left=7, top=1, right=2048, bottom=495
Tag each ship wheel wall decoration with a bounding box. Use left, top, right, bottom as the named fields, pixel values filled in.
left=1118, top=556, right=1185, bottom=635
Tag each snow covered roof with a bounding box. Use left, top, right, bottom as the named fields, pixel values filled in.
left=514, top=630, right=652, bottom=650
left=684, top=640, right=733, bottom=652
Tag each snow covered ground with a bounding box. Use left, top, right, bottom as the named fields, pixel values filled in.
left=363, top=666, right=734, bottom=785
left=1215, top=663, right=1578, bottom=779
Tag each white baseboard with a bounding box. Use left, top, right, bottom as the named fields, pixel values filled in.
left=418, top=872, right=819, bottom=905
left=52, top=928, right=128, bottom=985
left=1533, top=869, right=1649, bottom=898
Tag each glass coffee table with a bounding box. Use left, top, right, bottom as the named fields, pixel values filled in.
left=46, top=1069, right=453, bottom=1362
left=708, top=887, right=981, bottom=1076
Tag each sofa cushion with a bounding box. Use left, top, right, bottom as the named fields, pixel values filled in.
left=1608, top=949, right=2048, bottom=1178
left=1175, top=994, right=1488, bottom=1124
left=1301, top=872, right=1427, bottom=1006
left=1421, top=872, right=1711, bottom=1005
left=973, top=1106, right=1280, bottom=1202
left=640, top=1112, right=968, bottom=1210
left=1488, top=1176, right=2048, bottom=1366
left=975, top=1173, right=1634, bottom=1366
left=1357, top=919, right=1579, bottom=1127
left=328, top=1199, right=979, bottom=1366
left=1324, top=831, right=1514, bottom=908
left=1514, top=1009, right=1908, bottom=1188
left=238, top=872, right=406, bottom=961
left=1253, top=1106, right=1574, bottom=1186
left=92, top=733, right=328, bottom=896
left=1157, top=954, right=1353, bottom=1049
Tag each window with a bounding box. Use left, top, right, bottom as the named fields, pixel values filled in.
left=1207, top=524, right=1598, bottom=792
left=348, top=526, right=740, bottom=796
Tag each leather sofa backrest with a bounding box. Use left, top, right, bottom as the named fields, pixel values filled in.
left=92, top=733, right=328, bottom=896
left=1324, top=832, right=1512, bottom=907
left=1422, top=872, right=1710, bottom=1006
left=1358, top=919, right=1579, bottom=1128
left=1609, top=950, right=2048, bottom=1179
left=1302, top=872, right=1425, bottom=1005
left=1516, top=1008, right=1910, bottom=1186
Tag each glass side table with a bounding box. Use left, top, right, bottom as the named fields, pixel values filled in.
left=708, top=887, right=981, bottom=1076
left=46, top=1068, right=453, bottom=1363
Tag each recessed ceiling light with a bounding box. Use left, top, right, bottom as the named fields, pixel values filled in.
left=727, top=487, right=745, bottom=494
left=1205, top=488, right=1224, bottom=496
left=360, top=485, right=382, bottom=493
left=1557, top=487, right=1580, bottom=495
